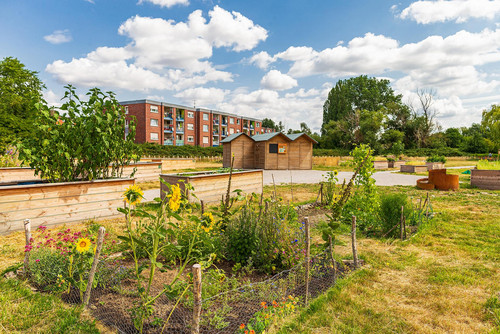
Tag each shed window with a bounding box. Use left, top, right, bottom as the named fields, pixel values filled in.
left=269, top=143, right=278, bottom=153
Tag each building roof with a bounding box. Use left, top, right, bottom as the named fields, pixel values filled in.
left=252, top=132, right=292, bottom=142
left=286, top=132, right=318, bottom=144
left=220, top=132, right=252, bottom=143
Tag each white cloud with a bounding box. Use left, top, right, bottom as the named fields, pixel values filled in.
left=249, top=51, right=275, bottom=69
left=43, top=90, right=62, bottom=107
left=46, top=6, right=265, bottom=92
left=260, top=70, right=298, bottom=90
left=217, top=87, right=328, bottom=132
left=138, top=0, right=189, bottom=8
left=174, top=87, right=229, bottom=106
left=44, top=30, right=72, bottom=44
left=399, top=0, right=500, bottom=24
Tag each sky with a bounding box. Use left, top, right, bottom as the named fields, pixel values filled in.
left=1, top=0, right=500, bottom=133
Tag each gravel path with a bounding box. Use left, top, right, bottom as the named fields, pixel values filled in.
left=143, top=169, right=425, bottom=202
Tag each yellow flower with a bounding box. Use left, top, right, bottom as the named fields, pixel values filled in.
left=168, top=184, right=182, bottom=212
left=123, top=184, right=144, bottom=206
left=75, top=238, right=92, bottom=253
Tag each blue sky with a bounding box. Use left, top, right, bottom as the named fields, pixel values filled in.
left=1, top=0, right=500, bottom=132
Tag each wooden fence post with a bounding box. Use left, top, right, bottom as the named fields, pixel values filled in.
left=192, top=264, right=202, bottom=334
left=200, top=200, right=205, bottom=215
left=351, top=216, right=358, bottom=268
left=328, top=235, right=336, bottom=282
left=305, top=217, right=310, bottom=305
left=320, top=183, right=323, bottom=204
left=400, top=206, right=404, bottom=240
left=83, top=226, right=106, bottom=306
left=23, top=219, right=31, bottom=276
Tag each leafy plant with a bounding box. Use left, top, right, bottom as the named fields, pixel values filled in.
left=19, top=85, right=138, bottom=182
left=0, top=146, right=23, bottom=167
left=426, top=155, right=446, bottom=163
left=378, top=193, right=415, bottom=238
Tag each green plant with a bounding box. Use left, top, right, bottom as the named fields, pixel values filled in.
left=426, top=155, right=447, bottom=163
left=342, top=144, right=379, bottom=232
left=225, top=201, right=260, bottom=265
left=19, top=85, right=138, bottom=182
left=119, top=183, right=199, bottom=333
left=0, top=146, right=23, bottom=167
left=378, top=193, right=415, bottom=238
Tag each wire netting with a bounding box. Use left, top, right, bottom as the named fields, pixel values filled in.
left=24, top=246, right=353, bottom=334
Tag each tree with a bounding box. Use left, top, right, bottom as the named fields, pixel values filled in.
left=322, top=75, right=402, bottom=150
left=408, top=88, right=440, bottom=147
left=444, top=128, right=464, bottom=148
left=262, top=118, right=278, bottom=131
left=481, top=104, right=500, bottom=151
left=0, top=57, right=45, bottom=150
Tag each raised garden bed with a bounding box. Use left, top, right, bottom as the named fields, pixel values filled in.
left=426, top=162, right=445, bottom=170
left=390, top=160, right=406, bottom=168
left=151, top=158, right=196, bottom=171
left=160, top=169, right=263, bottom=204
left=373, top=161, right=389, bottom=169
left=0, top=167, right=40, bottom=183
left=471, top=169, right=500, bottom=190
left=400, top=165, right=427, bottom=173
left=0, top=178, right=133, bottom=233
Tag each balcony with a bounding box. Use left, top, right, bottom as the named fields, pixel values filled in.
left=164, top=126, right=173, bottom=133
left=212, top=141, right=219, bottom=146
left=221, top=120, right=227, bottom=126
left=250, top=125, right=254, bottom=129
left=213, top=119, right=219, bottom=125
left=213, top=130, right=219, bottom=135
left=175, top=140, right=184, bottom=146
left=164, top=139, right=174, bottom=146
left=221, top=132, right=227, bottom=137
left=243, top=125, right=248, bottom=129
left=164, top=113, right=174, bottom=120
left=176, top=127, right=184, bottom=134
left=176, top=116, right=184, bottom=122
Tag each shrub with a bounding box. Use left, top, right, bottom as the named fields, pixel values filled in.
left=19, top=85, right=138, bottom=182
left=225, top=204, right=259, bottom=265
left=138, top=142, right=223, bottom=158
left=378, top=194, right=415, bottom=238
left=426, top=155, right=446, bottom=163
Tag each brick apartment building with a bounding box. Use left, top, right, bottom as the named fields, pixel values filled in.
left=120, top=99, right=274, bottom=147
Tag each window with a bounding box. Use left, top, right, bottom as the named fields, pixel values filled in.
left=230, top=118, right=234, bottom=124
left=203, top=124, right=209, bottom=132
left=124, top=106, right=129, bottom=114
left=150, top=132, right=159, bottom=140
left=203, top=136, right=209, bottom=144
left=230, top=128, right=235, bottom=134
left=150, top=105, right=158, bottom=113
left=125, top=120, right=129, bottom=128
left=187, top=123, right=194, bottom=130
left=237, top=119, right=240, bottom=124
left=187, top=135, right=194, bottom=142
left=269, top=144, right=278, bottom=153
left=257, top=122, right=260, bottom=127
left=203, top=113, right=209, bottom=121
left=237, top=129, right=240, bottom=133
left=187, top=111, right=194, bottom=118
left=150, top=119, right=158, bottom=127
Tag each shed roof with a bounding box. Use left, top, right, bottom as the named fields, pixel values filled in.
left=286, top=132, right=318, bottom=144
left=252, top=132, right=291, bottom=142
left=220, top=132, right=252, bottom=143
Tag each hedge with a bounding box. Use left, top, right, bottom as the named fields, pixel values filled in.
left=137, top=143, right=223, bottom=158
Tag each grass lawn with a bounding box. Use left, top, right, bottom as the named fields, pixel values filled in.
left=1, top=184, right=498, bottom=333
left=274, top=186, right=500, bottom=334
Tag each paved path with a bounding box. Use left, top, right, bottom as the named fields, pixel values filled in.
left=143, top=169, right=426, bottom=202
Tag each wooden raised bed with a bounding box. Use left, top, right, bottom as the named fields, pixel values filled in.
left=313, top=156, right=340, bottom=167
left=0, top=167, right=40, bottom=183
left=400, top=165, right=427, bottom=173
left=392, top=160, right=406, bottom=168
left=160, top=170, right=263, bottom=204
left=426, top=162, right=445, bottom=170
left=122, top=162, right=162, bottom=183
left=373, top=161, right=389, bottom=169
left=151, top=158, right=196, bottom=172
left=0, top=178, right=134, bottom=234
left=471, top=169, right=500, bottom=190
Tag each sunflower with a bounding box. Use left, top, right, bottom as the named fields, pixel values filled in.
left=123, top=184, right=144, bottom=206
left=168, top=184, right=182, bottom=212
left=75, top=238, right=92, bottom=253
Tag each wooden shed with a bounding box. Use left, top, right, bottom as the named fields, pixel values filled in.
left=286, top=133, right=317, bottom=170
left=221, top=133, right=255, bottom=169
left=253, top=133, right=292, bottom=170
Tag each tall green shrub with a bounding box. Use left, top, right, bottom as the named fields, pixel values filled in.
left=378, top=193, right=414, bottom=238
left=19, top=85, right=138, bottom=182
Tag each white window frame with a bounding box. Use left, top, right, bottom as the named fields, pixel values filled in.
left=187, top=135, right=194, bottom=142
left=203, top=124, right=209, bottom=132
left=203, top=113, right=209, bottom=121
left=150, top=105, right=159, bottom=113
left=187, top=111, right=194, bottom=118
left=230, top=117, right=234, bottom=124
left=124, top=106, right=129, bottom=114
left=150, top=132, right=159, bottom=140
left=203, top=136, right=209, bottom=144
left=237, top=119, right=240, bottom=124
left=230, top=128, right=235, bottom=134
left=150, top=119, right=158, bottom=127
left=187, top=123, right=194, bottom=130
